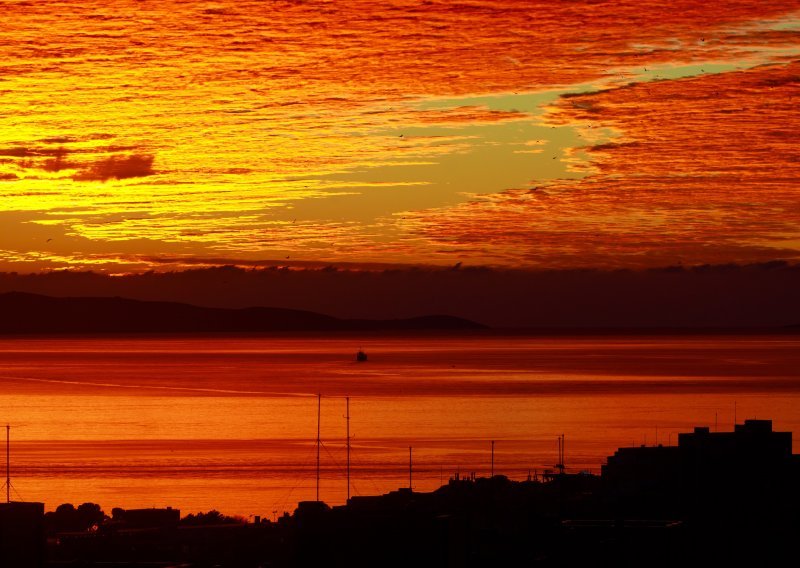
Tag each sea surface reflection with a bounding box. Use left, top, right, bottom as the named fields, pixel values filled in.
left=0, top=334, right=797, bottom=517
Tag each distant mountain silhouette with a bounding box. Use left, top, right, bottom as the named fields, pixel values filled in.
left=0, top=292, right=486, bottom=334
left=3, top=262, right=799, bottom=328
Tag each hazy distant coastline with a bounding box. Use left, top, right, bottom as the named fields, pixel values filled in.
left=1, top=290, right=799, bottom=336
left=0, top=292, right=486, bottom=334
left=1, top=262, right=799, bottom=329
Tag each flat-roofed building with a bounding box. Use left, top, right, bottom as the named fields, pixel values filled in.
left=0, top=501, right=45, bottom=568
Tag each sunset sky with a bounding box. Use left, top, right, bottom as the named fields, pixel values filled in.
left=1, top=0, right=799, bottom=272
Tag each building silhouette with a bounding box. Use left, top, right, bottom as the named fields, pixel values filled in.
left=5, top=419, right=798, bottom=566
left=0, top=501, right=45, bottom=568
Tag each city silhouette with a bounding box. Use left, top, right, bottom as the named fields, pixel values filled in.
left=2, top=419, right=797, bottom=567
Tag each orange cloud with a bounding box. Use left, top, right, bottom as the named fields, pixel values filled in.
left=405, top=62, right=800, bottom=268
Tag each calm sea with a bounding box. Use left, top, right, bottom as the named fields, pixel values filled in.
left=0, top=334, right=797, bottom=518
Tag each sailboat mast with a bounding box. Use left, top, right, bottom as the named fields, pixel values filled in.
left=316, top=394, right=321, bottom=502
left=346, top=396, right=350, bottom=502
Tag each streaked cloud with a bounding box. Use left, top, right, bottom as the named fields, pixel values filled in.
left=0, top=1, right=798, bottom=271
left=404, top=61, right=800, bottom=268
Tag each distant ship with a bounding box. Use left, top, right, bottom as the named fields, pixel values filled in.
left=355, top=349, right=368, bottom=362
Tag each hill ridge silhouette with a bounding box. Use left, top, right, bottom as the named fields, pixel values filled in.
left=0, top=292, right=486, bottom=333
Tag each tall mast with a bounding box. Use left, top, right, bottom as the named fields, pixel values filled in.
left=408, top=446, right=412, bottom=490
left=346, top=396, right=351, bottom=502
left=556, top=434, right=565, bottom=475
left=6, top=424, right=9, bottom=503
left=558, top=435, right=562, bottom=474
left=316, top=394, right=321, bottom=502
left=491, top=440, right=495, bottom=477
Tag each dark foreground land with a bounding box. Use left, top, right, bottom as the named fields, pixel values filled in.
left=2, top=419, right=799, bottom=568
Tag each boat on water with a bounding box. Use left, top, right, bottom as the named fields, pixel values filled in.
left=355, top=349, right=368, bottom=362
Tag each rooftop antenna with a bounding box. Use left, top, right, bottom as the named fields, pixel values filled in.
left=491, top=440, right=495, bottom=477
left=715, top=412, right=718, bottom=432
left=346, top=396, right=350, bottom=502
left=316, top=394, right=321, bottom=502
left=734, top=401, right=737, bottom=425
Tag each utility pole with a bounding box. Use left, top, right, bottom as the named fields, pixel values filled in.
left=316, top=394, right=321, bottom=502
left=6, top=424, right=9, bottom=503
left=346, top=397, right=350, bottom=502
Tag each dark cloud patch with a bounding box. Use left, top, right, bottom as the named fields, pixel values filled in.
left=0, top=147, right=36, bottom=158
left=42, top=147, right=70, bottom=172
left=0, top=145, right=74, bottom=173
left=0, top=145, right=72, bottom=158
left=0, top=144, right=74, bottom=172
left=0, top=173, right=19, bottom=180
left=98, top=145, right=139, bottom=153
left=40, top=136, right=77, bottom=144
left=588, top=142, right=642, bottom=152
left=73, top=154, right=156, bottom=182
left=202, top=7, right=234, bottom=16
left=757, top=75, right=800, bottom=87
left=0, top=141, right=139, bottom=175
